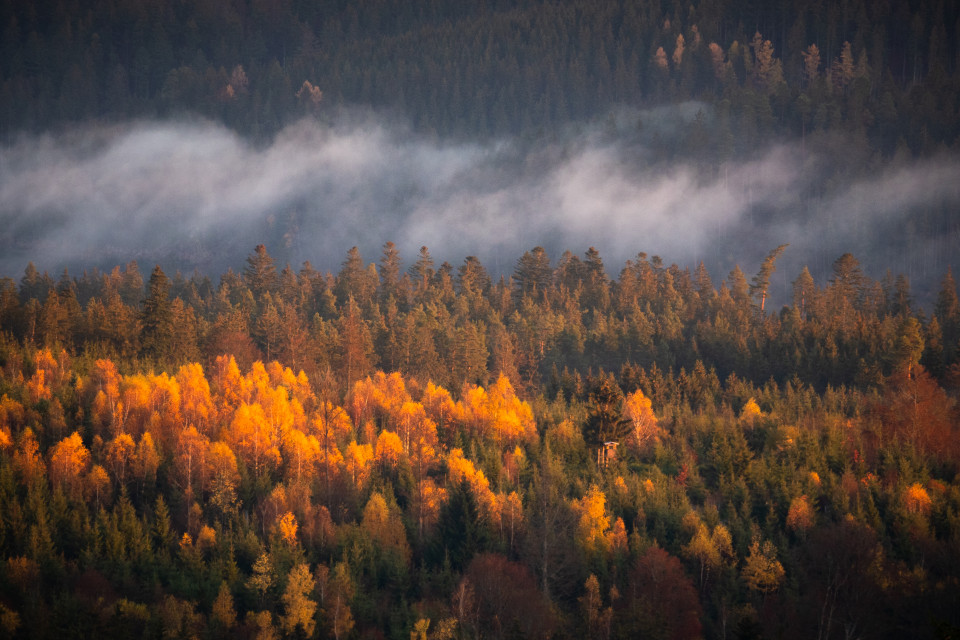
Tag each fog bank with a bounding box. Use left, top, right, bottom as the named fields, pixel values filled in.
left=1, top=112, right=958, bottom=306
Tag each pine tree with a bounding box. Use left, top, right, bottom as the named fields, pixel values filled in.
left=583, top=374, right=630, bottom=445
left=433, top=479, right=491, bottom=572
left=409, top=246, right=435, bottom=301
left=749, top=244, right=788, bottom=313
left=514, top=246, right=552, bottom=298
left=792, top=266, right=816, bottom=319
left=379, top=241, right=402, bottom=302
left=140, top=265, right=173, bottom=361
left=244, top=244, right=278, bottom=298
left=335, top=246, right=376, bottom=307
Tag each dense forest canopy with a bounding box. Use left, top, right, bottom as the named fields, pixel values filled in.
left=0, top=243, right=958, bottom=638
left=2, top=0, right=960, bottom=636
left=2, top=0, right=959, bottom=147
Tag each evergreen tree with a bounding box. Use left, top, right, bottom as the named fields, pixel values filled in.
left=432, top=479, right=491, bottom=572
left=514, top=246, right=552, bottom=298
left=243, top=244, right=278, bottom=299
left=749, top=244, right=788, bottom=313
left=140, top=265, right=173, bottom=361
left=583, top=373, right=630, bottom=445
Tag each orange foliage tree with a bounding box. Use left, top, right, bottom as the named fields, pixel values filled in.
left=574, top=485, right=612, bottom=556
left=48, top=431, right=91, bottom=500
left=624, top=388, right=660, bottom=453
left=224, top=402, right=280, bottom=479
left=177, top=363, right=216, bottom=437
left=878, top=366, right=957, bottom=464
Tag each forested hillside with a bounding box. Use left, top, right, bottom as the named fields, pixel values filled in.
left=2, top=0, right=959, bottom=156
left=0, top=244, right=958, bottom=638
left=3, top=0, right=960, bottom=636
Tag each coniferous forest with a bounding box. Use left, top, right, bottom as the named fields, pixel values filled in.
left=0, top=0, right=958, bottom=153
left=2, top=0, right=960, bottom=638
left=0, top=243, right=958, bottom=639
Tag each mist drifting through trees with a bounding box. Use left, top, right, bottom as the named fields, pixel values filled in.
left=2, top=115, right=958, bottom=308
left=1, top=0, right=960, bottom=637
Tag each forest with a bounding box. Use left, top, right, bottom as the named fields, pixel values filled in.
left=2, top=0, right=960, bottom=637
left=2, top=0, right=959, bottom=160
left=0, top=242, right=958, bottom=638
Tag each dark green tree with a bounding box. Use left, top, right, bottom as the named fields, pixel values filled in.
left=140, top=265, right=173, bottom=361
left=583, top=373, right=630, bottom=445
left=431, top=479, right=491, bottom=572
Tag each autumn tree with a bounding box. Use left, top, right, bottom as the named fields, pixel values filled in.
left=48, top=431, right=91, bottom=501
left=13, top=428, right=46, bottom=487
left=132, top=431, right=160, bottom=494
left=225, top=402, right=281, bottom=480
left=362, top=491, right=412, bottom=565
left=281, top=562, right=317, bottom=637
left=623, top=388, right=659, bottom=453
left=620, top=546, right=702, bottom=640
left=173, top=425, right=210, bottom=522
left=580, top=573, right=615, bottom=640
left=325, top=561, right=355, bottom=640
left=878, top=364, right=956, bottom=463
left=741, top=537, right=785, bottom=594
left=177, top=362, right=215, bottom=436
left=786, top=495, right=815, bottom=538
left=464, top=553, right=555, bottom=640
left=248, top=552, right=275, bottom=608
left=211, top=581, right=237, bottom=632
left=681, top=521, right=734, bottom=592
left=575, top=485, right=612, bottom=556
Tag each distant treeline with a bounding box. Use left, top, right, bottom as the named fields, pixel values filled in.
left=2, top=0, right=959, bottom=155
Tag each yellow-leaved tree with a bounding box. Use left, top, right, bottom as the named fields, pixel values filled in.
left=362, top=492, right=411, bottom=564
left=741, top=538, right=785, bottom=594
left=575, top=485, right=612, bottom=556
left=624, top=388, right=660, bottom=453
left=281, top=563, right=317, bottom=637
left=681, top=521, right=734, bottom=592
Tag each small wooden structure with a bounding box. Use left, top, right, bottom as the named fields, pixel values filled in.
left=598, top=441, right=619, bottom=468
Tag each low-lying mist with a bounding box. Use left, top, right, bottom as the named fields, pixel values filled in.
left=1, top=109, right=958, bottom=307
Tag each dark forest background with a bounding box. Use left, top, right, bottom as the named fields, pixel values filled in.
left=1, top=0, right=958, bottom=155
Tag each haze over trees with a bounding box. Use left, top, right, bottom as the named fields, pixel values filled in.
left=2, top=0, right=959, bottom=308
left=0, top=243, right=958, bottom=638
